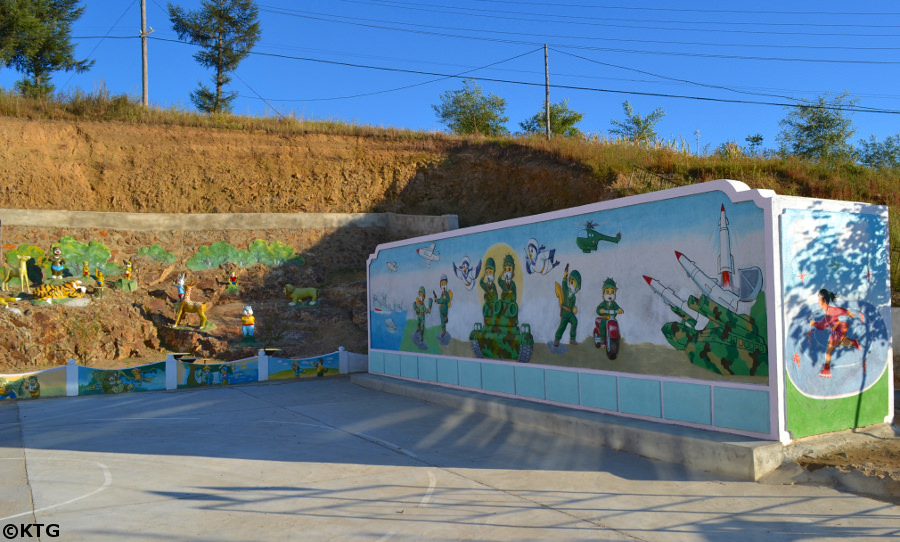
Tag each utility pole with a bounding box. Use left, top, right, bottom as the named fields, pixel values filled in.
left=693, top=130, right=700, bottom=156
left=140, top=0, right=153, bottom=107
left=544, top=44, right=550, bottom=141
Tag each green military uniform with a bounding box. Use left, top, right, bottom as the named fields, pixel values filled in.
left=595, top=278, right=623, bottom=345
left=413, top=286, right=432, bottom=335
left=554, top=267, right=581, bottom=346
left=434, top=274, right=452, bottom=336
left=498, top=254, right=517, bottom=302
left=480, top=257, right=498, bottom=303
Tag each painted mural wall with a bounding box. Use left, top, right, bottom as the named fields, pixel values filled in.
left=0, top=367, right=65, bottom=399
left=368, top=185, right=770, bottom=385
left=0, top=350, right=352, bottom=401
left=269, top=352, right=339, bottom=380
left=79, top=362, right=166, bottom=395
left=780, top=206, right=892, bottom=438
left=368, top=180, right=894, bottom=440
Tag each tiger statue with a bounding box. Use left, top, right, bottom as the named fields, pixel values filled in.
left=32, top=280, right=87, bottom=304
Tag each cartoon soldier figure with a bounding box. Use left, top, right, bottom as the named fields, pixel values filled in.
left=433, top=274, right=453, bottom=338
left=595, top=278, right=624, bottom=347
left=479, top=257, right=498, bottom=304
left=553, top=264, right=581, bottom=347
left=498, top=254, right=517, bottom=302
left=413, top=286, right=433, bottom=339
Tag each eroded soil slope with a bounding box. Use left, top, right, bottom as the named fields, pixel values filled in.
left=0, top=117, right=613, bottom=226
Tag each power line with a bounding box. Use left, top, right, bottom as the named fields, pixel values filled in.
left=255, top=8, right=900, bottom=64
left=249, top=47, right=542, bottom=102
left=148, top=35, right=900, bottom=114
left=319, top=0, right=900, bottom=30
left=263, top=6, right=900, bottom=52
left=466, top=0, right=900, bottom=17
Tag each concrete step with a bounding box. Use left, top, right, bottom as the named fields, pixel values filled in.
left=351, top=373, right=786, bottom=481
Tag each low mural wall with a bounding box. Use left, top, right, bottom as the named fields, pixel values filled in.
left=366, top=180, right=893, bottom=442
left=0, top=349, right=366, bottom=400
left=0, top=209, right=458, bottom=277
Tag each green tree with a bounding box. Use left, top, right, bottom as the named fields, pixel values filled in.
left=858, top=134, right=900, bottom=169
left=519, top=99, right=584, bottom=137
left=168, top=0, right=261, bottom=114
left=776, top=92, right=857, bottom=162
left=608, top=100, right=666, bottom=145
left=0, top=0, right=38, bottom=65
left=432, top=79, right=509, bottom=136
left=745, top=133, right=764, bottom=156
left=1, top=0, right=92, bottom=98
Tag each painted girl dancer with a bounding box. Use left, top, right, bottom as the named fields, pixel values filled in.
left=808, top=288, right=861, bottom=378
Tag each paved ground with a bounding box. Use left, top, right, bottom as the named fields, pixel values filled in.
left=1, top=377, right=898, bottom=541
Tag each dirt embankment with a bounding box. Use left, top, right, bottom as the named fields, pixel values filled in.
left=0, top=117, right=613, bottom=226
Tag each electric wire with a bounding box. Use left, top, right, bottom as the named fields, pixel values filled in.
left=146, top=35, right=900, bottom=114
left=256, top=8, right=900, bottom=64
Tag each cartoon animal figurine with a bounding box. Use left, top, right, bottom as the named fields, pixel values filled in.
left=284, top=284, right=318, bottom=306
left=123, top=259, right=133, bottom=281
left=49, top=246, right=66, bottom=280
left=32, top=280, right=87, bottom=304
left=241, top=305, right=255, bottom=337
left=82, top=261, right=90, bottom=278
left=173, top=282, right=207, bottom=328
left=2, top=254, right=32, bottom=294
left=174, top=272, right=186, bottom=300
left=96, top=268, right=105, bottom=288
left=229, top=270, right=238, bottom=287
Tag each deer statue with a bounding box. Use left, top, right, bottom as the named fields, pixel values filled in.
left=173, top=282, right=207, bottom=328
left=2, top=255, right=32, bottom=294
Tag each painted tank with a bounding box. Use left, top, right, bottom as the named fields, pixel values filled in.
left=469, top=298, right=534, bottom=362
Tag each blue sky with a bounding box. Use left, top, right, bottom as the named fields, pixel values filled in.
left=3, top=0, right=900, bottom=152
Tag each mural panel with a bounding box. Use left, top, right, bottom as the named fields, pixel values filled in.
left=370, top=189, right=770, bottom=384
left=0, top=367, right=66, bottom=399
left=780, top=208, right=891, bottom=437
left=78, top=362, right=166, bottom=395
left=269, top=352, right=340, bottom=379
left=178, top=359, right=258, bottom=388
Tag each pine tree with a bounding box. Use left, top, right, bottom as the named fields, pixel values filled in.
left=0, top=0, right=93, bottom=98
left=168, top=0, right=261, bottom=114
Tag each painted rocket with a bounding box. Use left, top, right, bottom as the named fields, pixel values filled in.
left=675, top=251, right=740, bottom=312
left=718, top=205, right=735, bottom=289
left=642, top=275, right=701, bottom=321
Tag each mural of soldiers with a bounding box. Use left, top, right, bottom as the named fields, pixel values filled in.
left=433, top=274, right=453, bottom=338
left=554, top=264, right=581, bottom=347
left=413, top=286, right=433, bottom=338
left=480, top=257, right=498, bottom=303
left=498, top=254, right=517, bottom=302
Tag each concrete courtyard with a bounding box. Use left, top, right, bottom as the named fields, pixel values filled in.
left=1, top=376, right=898, bottom=541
